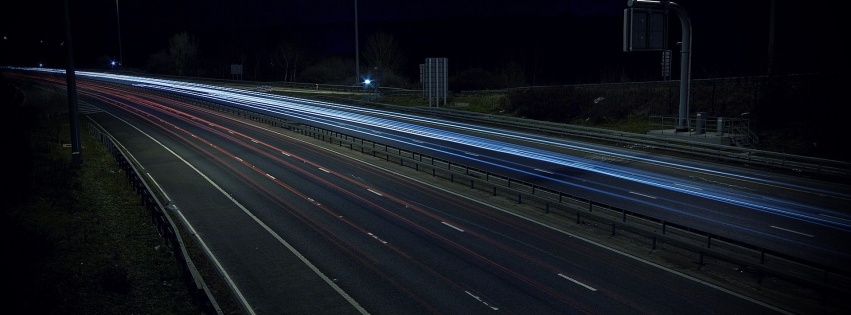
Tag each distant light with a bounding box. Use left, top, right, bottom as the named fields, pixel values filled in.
left=364, top=79, right=371, bottom=85
left=111, top=61, right=117, bottom=66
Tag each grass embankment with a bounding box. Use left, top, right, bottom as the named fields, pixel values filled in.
left=2, top=80, right=202, bottom=314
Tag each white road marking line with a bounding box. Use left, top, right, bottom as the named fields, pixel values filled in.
left=281, top=151, right=291, bottom=157
left=558, top=273, right=597, bottom=291
left=465, top=291, right=498, bottom=310
left=441, top=222, right=464, bottom=232
left=318, top=167, right=330, bottom=173
left=820, top=213, right=851, bottom=222
left=265, top=174, right=275, bottom=180
left=770, top=225, right=814, bottom=237
left=367, top=189, right=383, bottom=196
left=464, top=151, right=480, bottom=157
left=629, top=191, right=657, bottom=199
left=675, top=183, right=702, bottom=190
left=367, top=232, right=388, bottom=244
left=534, top=168, right=554, bottom=174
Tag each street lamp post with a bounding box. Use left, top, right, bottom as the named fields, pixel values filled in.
left=354, top=0, right=360, bottom=86
left=115, top=0, right=123, bottom=72
left=64, top=0, right=82, bottom=167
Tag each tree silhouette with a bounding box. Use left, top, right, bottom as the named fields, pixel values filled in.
left=362, top=31, right=404, bottom=80
left=168, top=32, right=198, bottom=76
left=273, top=41, right=305, bottom=82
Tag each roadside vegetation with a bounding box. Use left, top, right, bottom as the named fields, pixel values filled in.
left=2, top=78, right=205, bottom=314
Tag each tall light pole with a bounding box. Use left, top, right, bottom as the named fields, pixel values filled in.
left=354, top=0, right=360, bottom=86
left=115, top=0, right=123, bottom=72
left=64, top=0, right=82, bottom=167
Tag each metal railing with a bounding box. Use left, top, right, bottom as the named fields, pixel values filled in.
left=86, top=118, right=227, bottom=315
left=313, top=95, right=850, bottom=180
left=287, top=122, right=851, bottom=309
left=137, top=83, right=851, bottom=312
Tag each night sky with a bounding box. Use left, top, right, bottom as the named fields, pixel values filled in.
left=2, top=0, right=844, bottom=83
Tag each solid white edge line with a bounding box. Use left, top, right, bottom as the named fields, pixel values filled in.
left=92, top=114, right=369, bottom=315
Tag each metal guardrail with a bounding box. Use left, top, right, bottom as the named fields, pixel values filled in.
left=310, top=95, right=851, bottom=180
left=83, top=70, right=851, bottom=180
left=128, top=83, right=851, bottom=311
left=28, top=69, right=850, bottom=311
left=60, top=69, right=851, bottom=179
left=86, top=118, right=227, bottom=315
left=288, top=122, right=851, bottom=305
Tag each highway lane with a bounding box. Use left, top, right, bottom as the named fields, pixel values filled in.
left=11, top=69, right=851, bottom=265
left=145, top=80, right=850, bottom=271
left=59, top=78, right=787, bottom=314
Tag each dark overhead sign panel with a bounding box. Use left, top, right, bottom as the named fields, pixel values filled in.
left=623, top=8, right=668, bottom=52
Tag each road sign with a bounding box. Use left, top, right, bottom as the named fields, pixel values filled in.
left=424, top=58, right=448, bottom=107
left=623, top=7, right=668, bottom=52
left=662, top=49, right=671, bottom=79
